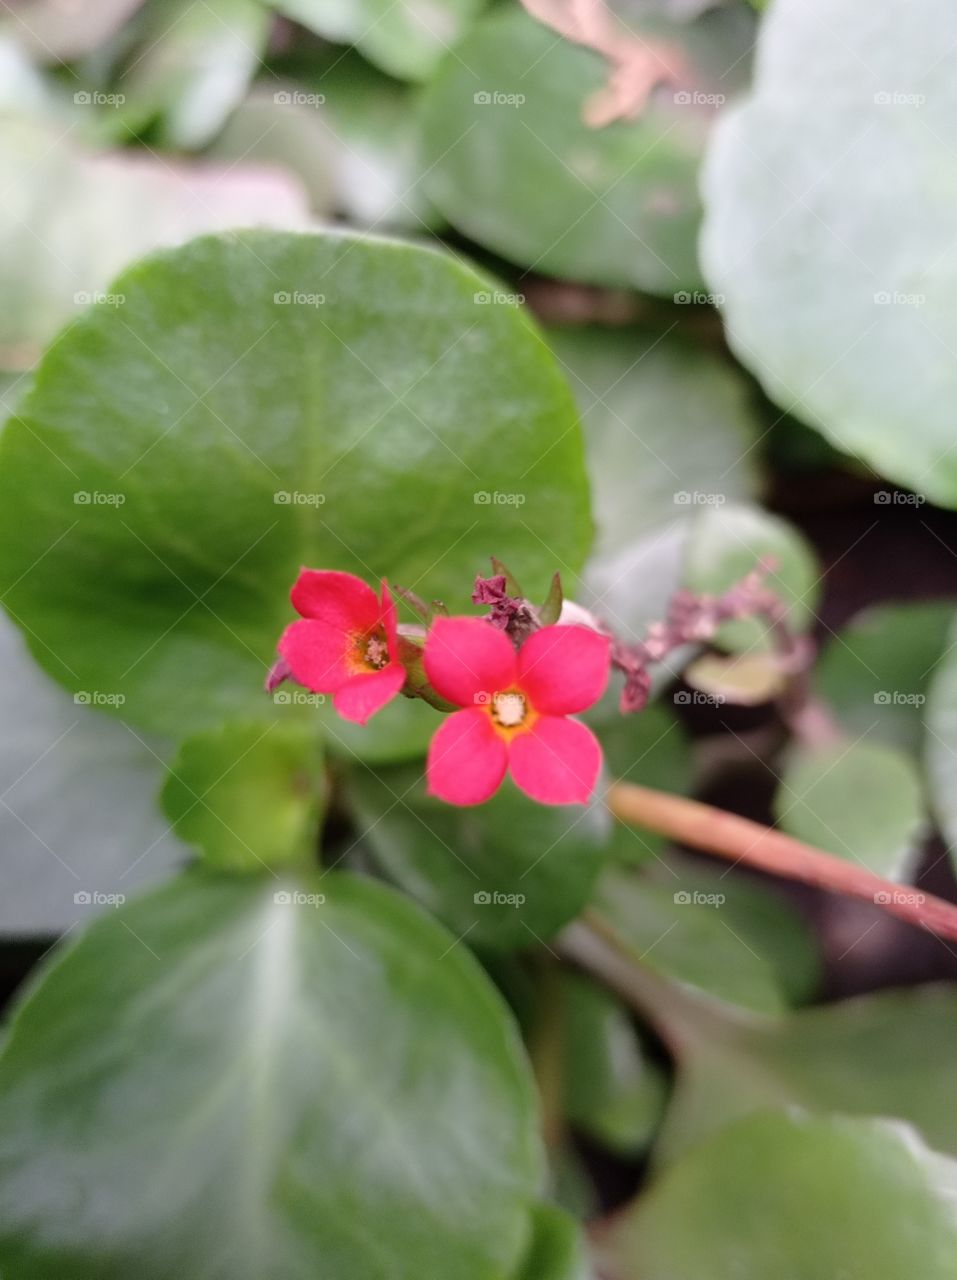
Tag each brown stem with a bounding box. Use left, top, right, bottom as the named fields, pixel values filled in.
left=607, top=781, right=957, bottom=942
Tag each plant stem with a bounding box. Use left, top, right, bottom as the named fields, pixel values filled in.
left=607, top=781, right=957, bottom=941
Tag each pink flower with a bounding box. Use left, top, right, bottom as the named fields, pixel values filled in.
left=424, top=617, right=610, bottom=806
left=278, top=570, right=406, bottom=724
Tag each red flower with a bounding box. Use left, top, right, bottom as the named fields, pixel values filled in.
left=278, top=570, right=405, bottom=724
left=424, top=617, right=610, bottom=806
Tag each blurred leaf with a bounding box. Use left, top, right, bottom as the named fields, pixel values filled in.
left=348, top=765, right=612, bottom=949
left=593, top=857, right=819, bottom=1014
left=511, top=1202, right=589, bottom=1280
left=272, top=0, right=486, bottom=82
left=701, top=0, right=957, bottom=506
left=816, top=601, right=954, bottom=756
left=603, top=1112, right=957, bottom=1280
left=2, top=0, right=143, bottom=60
left=685, top=650, right=787, bottom=705
left=923, top=625, right=957, bottom=871
left=0, top=871, right=544, bottom=1278
left=657, top=984, right=957, bottom=1164
left=421, top=6, right=755, bottom=294
left=560, top=971, right=669, bottom=1154
left=117, top=0, right=269, bottom=149
left=0, top=607, right=187, bottom=937
left=0, top=115, right=310, bottom=369
left=0, top=230, right=591, bottom=736
left=683, top=503, right=820, bottom=651
left=775, top=739, right=925, bottom=879
left=161, top=719, right=323, bottom=872
left=548, top=326, right=762, bottom=638
left=316, top=690, right=437, bottom=764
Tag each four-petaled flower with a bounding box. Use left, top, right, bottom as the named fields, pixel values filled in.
left=278, top=570, right=405, bottom=724
left=423, top=617, right=610, bottom=806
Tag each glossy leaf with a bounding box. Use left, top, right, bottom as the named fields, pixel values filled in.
left=816, top=601, right=953, bottom=756
left=603, top=1112, right=957, bottom=1280
left=161, top=719, right=324, bottom=873
left=701, top=0, right=957, bottom=505
left=348, top=764, right=612, bottom=949
left=0, top=230, right=590, bottom=736
left=0, top=871, right=544, bottom=1278
left=421, top=6, right=756, bottom=294
left=775, top=739, right=925, bottom=879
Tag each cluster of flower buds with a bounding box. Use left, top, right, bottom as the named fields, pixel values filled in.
left=267, top=559, right=794, bottom=807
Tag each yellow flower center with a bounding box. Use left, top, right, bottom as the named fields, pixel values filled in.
left=488, top=688, right=537, bottom=739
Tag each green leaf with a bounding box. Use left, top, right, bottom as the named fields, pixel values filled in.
left=116, top=0, right=269, bottom=149
left=161, top=719, right=324, bottom=873
left=816, top=601, right=954, bottom=756
left=272, top=0, right=486, bottom=82
left=316, top=690, right=437, bottom=764
left=420, top=7, right=756, bottom=295
left=774, top=739, right=925, bottom=879
left=560, top=972, right=668, bottom=1155
left=603, top=1112, right=957, bottom=1280
left=0, top=115, right=309, bottom=370
left=0, top=608, right=188, bottom=937
left=512, top=1202, right=589, bottom=1280
left=0, top=230, right=590, bottom=736
left=701, top=0, right=957, bottom=505
left=0, top=871, right=544, bottom=1278
left=593, top=858, right=819, bottom=1014
left=657, top=985, right=957, bottom=1164
left=923, top=625, right=957, bottom=870
left=683, top=503, right=820, bottom=652
left=548, top=326, right=761, bottom=638
left=348, top=765, right=612, bottom=950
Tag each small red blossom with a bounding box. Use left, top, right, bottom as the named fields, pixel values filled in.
left=278, top=570, right=406, bottom=724
left=424, top=617, right=610, bottom=806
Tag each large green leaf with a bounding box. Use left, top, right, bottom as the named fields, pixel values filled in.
left=924, top=625, right=957, bottom=870
left=0, top=871, right=544, bottom=1278
left=272, top=0, right=486, bottom=82
left=701, top=0, right=957, bottom=505
left=420, top=6, right=755, bottom=295
left=348, top=765, right=611, bottom=949
left=0, top=608, right=188, bottom=937
left=657, top=984, right=957, bottom=1164
left=602, top=1112, right=957, bottom=1280
left=547, top=326, right=762, bottom=639
left=161, top=718, right=324, bottom=873
left=774, top=739, right=925, bottom=879
left=816, top=601, right=954, bottom=756
left=0, top=230, right=590, bottom=736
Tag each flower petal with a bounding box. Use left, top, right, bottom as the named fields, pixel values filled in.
left=333, top=663, right=406, bottom=724
left=291, top=569, right=380, bottom=629
left=518, top=625, right=611, bottom=715
left=278, top=618, right=353, bottom=692
left=427, top=708, right=508, bottom=805
left=424, top=616, right=518, bottom=708
left=508, top=716, right=602, bottom=805
left=380, top=579, right=400, bottom=661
